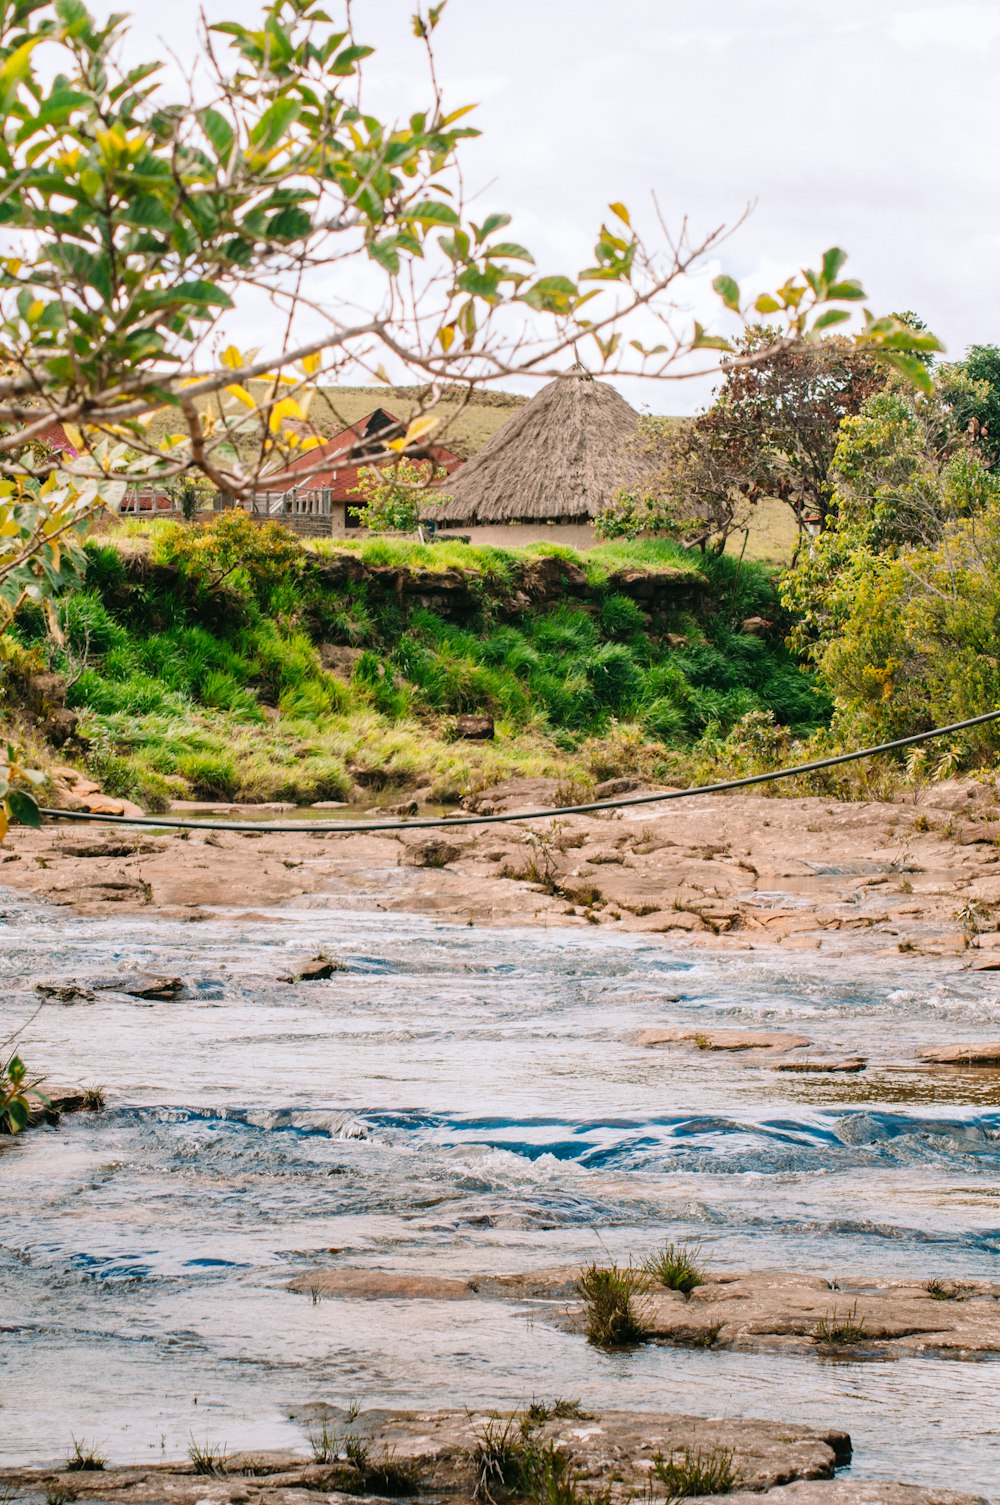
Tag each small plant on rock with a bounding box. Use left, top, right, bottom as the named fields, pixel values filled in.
left=362, top=1445, right=422, bottom=1496
left=813, top=1303, right=868, bottom=1345
left=643, top=1242, right=705, bottom=1294
left=65, top=1439, right=106, bottom=1473
left=188, top=1439, right=230, bottom=1476
left=82, top=1086, right=106, bottom=1111
left=653, top=1446, right=737, bottom=1497
left=926, top=1279, right=962, bottom=1301
left=576, top=1261, right=646, bottom=1349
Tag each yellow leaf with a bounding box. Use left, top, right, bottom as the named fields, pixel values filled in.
left=441, top=103, right=478, bottom=126
left=226, top=384, right=257, bottom=409
left=374, top=365, right=391, bottom=384
left=221, top=345, right=244, bottom=371
left=403, top=415, right=440, bottom=446
left=268, top=397, right=305, bottom=433
left=609, top=202, right=631, bottom=227
left=301, top=351, right=322, bottom=376
left=438, top=324, right=455, bottom=353
left=387, top=437, right=407, bottom=452
left=299, top=435, right=323, bottom=451
left=63, top=423, right=84, bottom=450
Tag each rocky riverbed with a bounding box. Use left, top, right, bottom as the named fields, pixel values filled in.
left=3, top=785, right=1000, bottom=1500
left=5, top=777, right=1000, bottom=964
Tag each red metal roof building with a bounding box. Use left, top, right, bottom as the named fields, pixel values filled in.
left=267, top=407, right=462, bottom=506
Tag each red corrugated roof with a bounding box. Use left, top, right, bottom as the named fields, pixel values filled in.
left=265, top=408, right=462, bottom=500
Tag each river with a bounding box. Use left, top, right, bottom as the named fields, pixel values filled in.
left=2, top=893, right=998, bottom=1493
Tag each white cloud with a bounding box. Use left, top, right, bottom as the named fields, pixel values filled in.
left=89, top=0, right=993, bottom=412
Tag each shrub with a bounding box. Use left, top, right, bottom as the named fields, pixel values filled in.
left=575, top=1262, right=646, bottom=1349
left=643, top=1242, right=705, bottom=1294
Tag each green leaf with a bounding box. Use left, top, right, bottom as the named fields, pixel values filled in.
left=404, top=199, right=459, bottom=226
left=712, top=274, right=740, bottom=313
left=202, top=107, right=235, bottom=160
left=476, top=212, right=511, bottom=241
left=330, top=44, right=374, bottom=75
left=173, top=280, right=234, bottom=309
left=250, top=98, right=300, bottom=152
left=486, top=242, right=534, bottom=263
left=521, top=274, right=577, bottom=312
left=880, top=351, right=935, bottom=394
left=691, top=321, right=734, bottom=352
left=7, top=788, right=40, bottom=828
left=827, top=279, right=866, bottom=302
left=6, top=1096, right=29, bottom=1133
left=821, top=247, right=848, bottom=286
left=812, top=308, right=852, bottom=331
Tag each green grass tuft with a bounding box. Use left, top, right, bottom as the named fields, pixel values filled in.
left=642, top=1242, right=705, bottom=1294
left=575, top=1262, right=646, bottom=1350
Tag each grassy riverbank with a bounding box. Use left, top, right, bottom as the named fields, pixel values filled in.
left=4, top=517, right=828, bottom=809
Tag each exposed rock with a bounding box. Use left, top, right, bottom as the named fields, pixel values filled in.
left=523, top=554, right=588, bottom=598
left=400, top=836, right=466, bottom=869
left=637, top=1027, right=812, bottom=1053
left=380, top=798, right=419, bottom=817
left=453, top=713, right=495, bottom=741
left=0, top=1407, right=851, bottom=1504
left=318, top=642, right=364, bottom=679
left=288, top=1268, right=476, bottom=1300
left=93, top=973, right=185, bottom=1000
left=740, top=615, right=773, bottom=637
left=33, top=979, right=96, bottom=1003
left=636, top=1269, right=1000, bottom=1355
left=773, top=1057, right=868, bottom=1074
left=25, top=670, right=66, bottom=715
left=917, top=1041, right=1000, bottom=1066
left=281, top=954, right=345, bottom=983
left=40, top=707, right=80, bottom=746
left=722, top=1485, right=987, bottom=1505
left=290, top=1263, right=1000, bottom=1359
left=594, top=776, right=647, bottom=799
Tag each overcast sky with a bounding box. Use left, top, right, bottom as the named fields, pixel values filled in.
left=99, top=0, right=996, bottom=411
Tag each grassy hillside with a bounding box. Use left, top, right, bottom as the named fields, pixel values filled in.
left=7, top=519, right=826, bottom=809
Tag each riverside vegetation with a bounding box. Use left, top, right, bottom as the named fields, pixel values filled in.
left=0, top=512, right=829, bottom=811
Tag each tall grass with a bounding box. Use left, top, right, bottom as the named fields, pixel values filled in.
left=7, top=526, right=829, bottom=806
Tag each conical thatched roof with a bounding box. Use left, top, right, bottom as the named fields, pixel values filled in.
left=433, top=368, right=644, bottom=524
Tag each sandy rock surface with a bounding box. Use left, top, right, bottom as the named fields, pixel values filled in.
left=6, top=779, right=1000, bottom=967
left=720, top=1486, right=989, bottom=1505
left=0, top=1406, right=850, bottom=1502
left=287, top=1264, right=1000, bottom=1357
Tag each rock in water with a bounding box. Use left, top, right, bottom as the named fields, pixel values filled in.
left=281, top=954, right=345, bottom=983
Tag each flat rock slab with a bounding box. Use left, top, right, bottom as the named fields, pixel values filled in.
left=918, top=1041, right=1000, bottom=1065
left=641, top=1270, right=1000, bottom=1356
left=773, top=1057, right=868, bottom=1073
left=286, top=1264, right=1000, bottom=1356
left=637, top=1027, right=812, bottom=1053
left=0, top=1407, right=849, bottom=1502
left=722, top=1485, right=988, bottom=1505
left=287, top=1268, right=477, bottom=1300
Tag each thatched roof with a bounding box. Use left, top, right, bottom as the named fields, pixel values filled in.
left=433, top=368, right=644, bottom=524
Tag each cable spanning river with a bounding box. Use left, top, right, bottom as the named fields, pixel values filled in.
left=2, top=894, right=999, bottom=1494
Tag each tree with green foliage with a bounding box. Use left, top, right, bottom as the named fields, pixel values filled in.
left=779, top=383, right=1000, bottom=761
left=940, top=345, right=1000, bottom=470
left=349, top=458, right=452, bottom=533
left=0, top=2, right=935, bottom=606
left=596, top=313, right=939, bottom=551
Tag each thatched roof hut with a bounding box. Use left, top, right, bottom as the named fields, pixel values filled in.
left=433, top=367, right=644, bottom=525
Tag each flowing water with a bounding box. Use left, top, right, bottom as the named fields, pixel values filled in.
left=2, top=892, right=999, bottom=1494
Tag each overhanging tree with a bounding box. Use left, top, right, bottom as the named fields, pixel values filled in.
left=0, top=0, right=939, bottom=824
